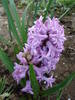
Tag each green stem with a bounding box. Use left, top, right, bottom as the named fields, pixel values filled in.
left=48, top=95, right=50, bottom=100
left=38, top=96, right=40, bottom=100
left=43, top=0, right=53, bottom=21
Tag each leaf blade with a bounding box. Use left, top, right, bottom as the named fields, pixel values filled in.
left=29, top=64, right=40, bottom=99
left=0, top=77, right=6, bottom=94
left=22, top=1, right=33, bottom=29
left=0, top=49, right=14, bottom=72
left=9, top=0, right=27, bottom=43
left=43, top=0, right=53, bottom=21
left=2, top=0, right=22, bottom=48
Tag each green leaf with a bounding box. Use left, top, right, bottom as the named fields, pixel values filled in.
left=48, top=95, right=50, bottom=100
left=14, top=45, right=20, bottom=55
left=33, top=2, right=39, bottom=21
left=9, top=0, right=27, bottom=43
left=59, top=8, right=70, bottom=20
left=20, top=78, right=26, bottom=87
left=5, top=84, right=13, bottom=93
left=57, top=0, right=75, bottom=6
left=8, top=18, right=12, bottom=40
left=22, top=1, right=33, bottom=29
left=41, top=72, right=75, bottom=97
left=29, top=64, right=40, bottom=99
left=0, top=77, right=6, bottom=94
left=2, top=0, right=22, bottom=49
left=0, top=49, right=14, bottom=72
left=43, top=0, right=53, bottom=21
left=56, top=89, right=62, bottom=100
left=50, top=0, right=56, bottom=19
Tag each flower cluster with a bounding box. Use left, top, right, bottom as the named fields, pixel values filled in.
left=12, top=16, right=66, bottom=94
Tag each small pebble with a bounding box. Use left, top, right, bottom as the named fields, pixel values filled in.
left=55, top=75, right=58, bottom=78
left=68, top=98, right=71, bottom=100
left=20, top=17, right=22, bottom=21
left=5, top=21, right=8, bottom=25
left=7, top=25, right=8, bottom=28
left=63, top=62, right=65, bottom=65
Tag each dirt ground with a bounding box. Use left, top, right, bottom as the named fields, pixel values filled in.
left=0, top=3, right=75, bottom=100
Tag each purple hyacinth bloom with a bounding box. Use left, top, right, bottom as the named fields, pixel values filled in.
left=42, top=75, right=55, bottom=88
left=16, top=52, right=27, bottom=64
left=21, top=80, right=33, bottom=94
left=45, top=17, right=66, bottom=51
left=12, top=16, right=66, bottom=94
left=12, top=63, right=28, bottom=84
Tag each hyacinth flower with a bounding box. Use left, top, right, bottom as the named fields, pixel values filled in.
left=21, top=80, right=33, bottom=95
left=12, top=16, right=66, bottom=94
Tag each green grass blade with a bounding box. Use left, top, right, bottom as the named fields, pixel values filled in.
left=33, top=2, right=39, bottom=21
left=43, top=0, right=53, bottom=21
left=14, top=45, right=20, bottom=55
left=59, top=8, right=70, bottom=20
left=56, top=89, right=62, bottom=100
left=57, top=0, right=75, bottom=6
left=22, top=1, right=33, bottom=29
left=22, top=1, right=33, bottom=43
left=9, top=0, right=27, bottom=43
left=41, top=72, right=75, bottom=97
left=48, top=95, right=50, bottom=100
left=0, top=77, right=6, bottom=94
left=2, top=0, right=22, bottom=48
left=20, top=78, right=26, bottom=87
left=29, top=64, right=40, bottom=99
left=50, top=0, right=56, bottom=19
left=0, top=49, right=14, bottom=72
left=59, top=3, right=75, bottom=20
left=0, top=93, right=10, bottom=99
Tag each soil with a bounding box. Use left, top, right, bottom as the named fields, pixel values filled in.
left=0, top=2, right=75, bottom=100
